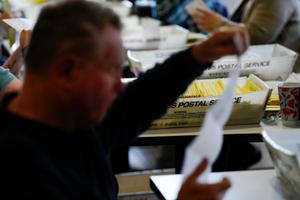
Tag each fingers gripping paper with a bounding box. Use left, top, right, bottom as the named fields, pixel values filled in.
left=181, top=60, right=241, bottom=183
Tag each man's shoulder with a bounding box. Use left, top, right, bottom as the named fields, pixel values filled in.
left=0, top=126, right=41, bottom=157
left=0, top=111, right=42, bottom=155
left=0, top=124, right=52, bottom=181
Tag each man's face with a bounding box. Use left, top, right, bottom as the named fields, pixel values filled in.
left=72, top=26, right=125, bottom=125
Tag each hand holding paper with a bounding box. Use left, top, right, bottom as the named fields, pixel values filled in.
left=192, top=6, right=226, bottom=31
left=191, top=26, right=249, bottom=63
left=181, top=32, right=245, bottom=184
left=181, top=67, right=241, bottom=184
left=185, top=0, right=226, bottom=32
left=178, top=159, right=231, bottom=200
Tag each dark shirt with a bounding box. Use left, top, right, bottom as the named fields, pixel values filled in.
left=0, top=48, right=211, bottom=199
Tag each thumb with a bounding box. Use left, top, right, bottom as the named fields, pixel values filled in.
left=187, top=158, right=209, bottom=183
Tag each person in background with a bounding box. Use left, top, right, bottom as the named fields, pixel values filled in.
left=156, top=0, right=228, bottom=33
left=0, top=67, right=20, bottom=95
left=192, top=0, right=300, bottom=72
left=0, top=1, right=249, bottom=199
left=2, top=29, right=31, bottom=78
left=0, top=29, right=29, bottom=96
left=0, top=7, right=13, bottom=65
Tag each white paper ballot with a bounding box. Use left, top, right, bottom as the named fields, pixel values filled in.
left=181, top=63, right=241, bottom=183
left=185, top=0, right=209, bottom=15
left=2, top=18, right=34, bottom=32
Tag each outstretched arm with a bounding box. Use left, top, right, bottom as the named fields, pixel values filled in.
left=3, top=29, right=32, bottom=76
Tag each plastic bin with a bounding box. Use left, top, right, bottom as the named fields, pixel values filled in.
left=122, top=24, right=188, bottom=50
left=128, top=44, right=298, bottom=81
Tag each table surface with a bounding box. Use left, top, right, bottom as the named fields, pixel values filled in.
left=150, top=169, right=287, bottom=200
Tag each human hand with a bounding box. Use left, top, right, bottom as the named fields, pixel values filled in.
left=0, top=11, right=14, bottom=20
left=191, top=26, right=249, bottom=63
left=2, top=79, right=22, bottom=93
left=20, top=29, right=32, bottom=49
left=178, top=159, right=231, bottom=200
left=192, top=8, right=226, bottom=32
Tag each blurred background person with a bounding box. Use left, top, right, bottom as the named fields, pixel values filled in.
left=156, top=0, right=228, bottom=33
left=0, top=29, right=30, bottom=97
left=192, top=0, right=300, bottom=72
left=2, top=29, right=31, bottom=79
left=0, top=0, right=14, bottom=66
left=0, top=0, right=27, bottom=77
left=0, top=66, right=20, bottom=97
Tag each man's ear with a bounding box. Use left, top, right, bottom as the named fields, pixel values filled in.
left=54, top=54, right=82, bottom=81
left=49, top=54, right=85, bottom=99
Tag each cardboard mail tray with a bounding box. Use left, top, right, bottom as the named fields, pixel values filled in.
left=150, top=74, right=271, bottom=129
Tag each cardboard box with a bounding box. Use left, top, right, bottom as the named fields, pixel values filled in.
left=150, top=74, right=271, bottom=129
left=128, top=44, right=298, bottom=81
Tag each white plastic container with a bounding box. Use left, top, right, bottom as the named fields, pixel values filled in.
left=128, top=48, right=180, bottom=75
left=128, top=44, right=298, bottom=81
left=158, top=25, right=189, bottom=49
left=122, top=24, right=188, bottom=50
left=105, top=0, right=132, bottom=17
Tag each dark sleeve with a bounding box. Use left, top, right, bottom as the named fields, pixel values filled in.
left=98, top=48, right=211, bottom=146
